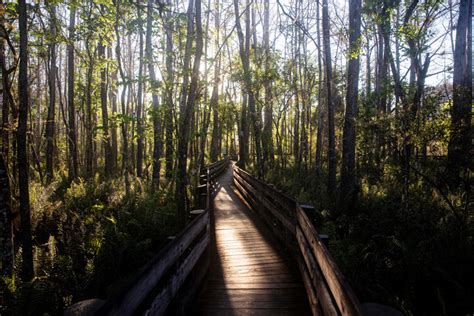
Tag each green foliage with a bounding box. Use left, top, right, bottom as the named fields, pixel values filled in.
left=267, top=161, right=473, bottom=315
left=2, top=176, right=179, bottom=315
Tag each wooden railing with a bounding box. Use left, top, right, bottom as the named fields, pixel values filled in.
left=197, top=157, right=230, bottom=210
left=233, top=165, right=363, bottom=316
left=85, top=158, right=230, bottom=316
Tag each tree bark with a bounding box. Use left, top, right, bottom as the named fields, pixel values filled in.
left=85, top=34, right=95, bottom=178
left=98, top=39, right=112, bottom=178
left=340, top=0, right=361, bottom=209
left=115, top=0, right=130, bottom=194
left=0, top=153, right=12, bottom=276
left=322, top=0, right=336, bottom=195
left=176, top=0, right=203, bottom=225
left=233, top=0, right=263, bottom=177
left=18, top=0, right=34, bottom=281
left=447, top=0, right=472, bottom=186
left=136, top=5, right=145, bottom=177
left=67, top=5, right=78, bottom=179
left=146, top=0, right=163, bottom=187
left=262, top=0, right=274, bottom=170
left=164, top=0, right=174, bottom=180
left=45, top=5, right=57, bottom=183
left=315, top=0, right=323, bottom=171
left=210, top=0, right=221, bottom=162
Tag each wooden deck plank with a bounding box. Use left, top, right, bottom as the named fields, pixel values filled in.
left=193, top=164, right=310, bottom=315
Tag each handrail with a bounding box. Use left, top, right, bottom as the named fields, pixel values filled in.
left=232, top=164, right=362, bottom=316
left=87, top=158, right=230, bottom=316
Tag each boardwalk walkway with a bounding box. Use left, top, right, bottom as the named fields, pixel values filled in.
left=194, top=164, right=311, bottom=315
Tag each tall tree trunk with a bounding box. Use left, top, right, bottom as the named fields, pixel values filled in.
left=315, top=0, right=323, bottom=171
left=67, top=5, right=78, bottom=179
left=0, top=153, right=13, bottom=276
left=146, top=0, right=162, bottom=187
left=176, top=0, right=203, bottom=225
left=164, top=0, right=174, bottom=179
left=262, top=0, right=274, bottom=170
left=210, top=0, right=221, bottom=162
left=340, top=0, right=362, bottom=209
left=233, top=0, right=263, bottom=177
left=136, top=5, right=145, bottom=177
left=447, top=0, right=472, bottom=186
left=108, top=46, right=118, bottom=171
left=0, top=4, right=12, bottom=166
left=322, top=0, right=336, bottom=195
left=98, top=39, right=112, bottom=178
left=45, top=5, right=57, bottom=183
left=18, top=0, right=33, bottom=281
left=197, top=0, right=212, bottom=170
left=115, top=0, right=130, bottom=194
left=85, top=42, right=94, bottom=178
left=238, top=95, right=249, bottom=169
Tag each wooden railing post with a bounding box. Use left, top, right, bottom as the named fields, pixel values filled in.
left=300, top=204, right=318, bottom=227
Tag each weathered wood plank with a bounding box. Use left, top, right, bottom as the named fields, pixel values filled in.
left=195, top=163, right=310, bottom=315
left=296, top=226, right=338, bottom=316
left=297, top=207, right=362, bottom=316
left=104, top=211, right=209, bottom=315
left=144, top=233, right=210, bottom=316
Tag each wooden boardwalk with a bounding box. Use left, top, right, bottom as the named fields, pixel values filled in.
left=194, top=165, right=311, bottom=315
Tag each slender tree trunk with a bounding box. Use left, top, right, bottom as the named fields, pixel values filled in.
left=210, top=0, right=221, bottom=162
left=146, top=0, right=163, bottom=187
left=164, top=0, right=174, bottom=180
left=18, top=0, right=33, bottom=281
left=85, top=43, right=94, bottom=178
left=45, top=5, right=57, bottom=183
left=315, top=0, right=323, bottom=171
left=233, top=0, right=263, bottom=177
left=340, top=0, right=362, bottom=209
left=0, top=6, right=12, bottom=166
left=322, top=0, right=336, bottom=195
left=67, top=5, right=78, bottom=179
left=115, top=0, right=130, bottom=194
left=447, top=0, right=472, bottom=186
left=0, top=153, right=13, bottom=276
left=98, top=40, right=112, bottom=178
left=176, top=0, right=203, bottom=224
left=262, top=0, right=274, bottom=170
left=238, top=95, right=249, bottom=169
left=108, top=46, right=118, bottom=170
left=136, top=5, right=145, bottom=177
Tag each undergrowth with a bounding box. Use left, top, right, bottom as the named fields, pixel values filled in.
left=265, top=161, right=473, bottom=316
left=1, top=175, right=179, bottom=315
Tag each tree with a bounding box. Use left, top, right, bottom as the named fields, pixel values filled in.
left=18, top=0, right=34, bottom=281
left=262, top=0, right=274, bottom=169
left=98, top=34, right=112, bottom=178
left=164, top=0, right=174, bottom=180
left=210, top=0, right=221, bottom=162
left=447, top=0, right=472, bottom=186
left=315, top=0, right=324, bottom=171
left=340, top=0, right=362, bottom=208
left=322, top=0, right=336, bottom=196
left=67, top=3, right=78, bottom=179
left=0, top=153, right=12, bottom=276
left=136, top=4, right=145, bottom=178
left=114, top=0, right=131, bottom=194
left=146, top=0, right=162, bottom=187
left=45, top=4, right=57, bottom=183
left=233, top=0, right=263, bottom=177
left=176, top=0, right=203, bottom=224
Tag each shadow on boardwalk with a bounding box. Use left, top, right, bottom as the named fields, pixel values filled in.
left=193, top=165, right=311, bottom=316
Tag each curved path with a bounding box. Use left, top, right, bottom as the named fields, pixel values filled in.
left=194, top=165, right=310, bottom=315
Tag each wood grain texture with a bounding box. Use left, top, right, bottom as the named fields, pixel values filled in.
left=194, top=164, right=310, bottom=315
